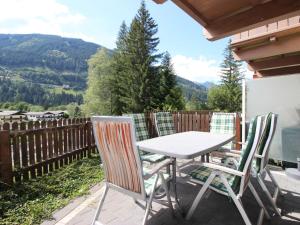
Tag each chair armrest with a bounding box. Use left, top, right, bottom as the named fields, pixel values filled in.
left=254, top=154, right=263, bottom=159
left=211, top=151, right=241, bottom=158
left=229, top=150, right=242, bottom=155
left=199, top=162, right=244, bottom=177
left=143, top=158, right=173, bottom=180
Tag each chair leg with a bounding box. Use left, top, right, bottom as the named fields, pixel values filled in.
left=142, top=175, right=159, bottom=225
left=160, top=173, right=175, bottom=216
left=220, top=175, right=252, bottom=225
left=266, top=168, right=283, bottom=196
left=257, top=174, right=281, bottom=216
left=248, top=181, right=271, bottom=225
left=186, top=172, right=217, bottom=220
left=92, top=185, right=109, bottom=225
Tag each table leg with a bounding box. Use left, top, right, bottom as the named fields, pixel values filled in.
left=172, top=158, right=183, bottom=215
left=206, top=153, right=210, bottom=162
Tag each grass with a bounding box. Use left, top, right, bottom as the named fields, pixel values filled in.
left=0, top=155, right=104, bottom=225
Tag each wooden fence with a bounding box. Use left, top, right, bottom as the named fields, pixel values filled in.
left=0, top=118, right=96, bottom=185
left=0, top=111, right=241, bottom=185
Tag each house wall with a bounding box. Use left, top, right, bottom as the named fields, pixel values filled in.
left=245, top=74, right=300, bottom=162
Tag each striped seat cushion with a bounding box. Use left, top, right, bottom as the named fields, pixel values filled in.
left=155, top=112, right=176, bottom=136
left=210, top=113, right=236, bottom=150
left=189, top=166, right=236, bottom=193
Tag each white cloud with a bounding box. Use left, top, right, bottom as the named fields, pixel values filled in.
left=0, top=0, right=96, bottom=42
left=172, top=55, right=221, bottom=83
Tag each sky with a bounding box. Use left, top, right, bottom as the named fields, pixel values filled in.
left=0, top=0, right=251, bottom=83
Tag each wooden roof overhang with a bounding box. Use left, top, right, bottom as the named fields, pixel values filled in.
left=153, top=0, right=300, bottom=41
left=231, top=16, right=300, bottom=77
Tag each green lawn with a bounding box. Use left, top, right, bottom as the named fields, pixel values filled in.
left=0, top=155, right=104, bottom=225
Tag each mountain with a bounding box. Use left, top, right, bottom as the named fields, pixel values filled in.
left=201, top=81, right=215, bottom=89
left=0, top=34, right=208, bottom=107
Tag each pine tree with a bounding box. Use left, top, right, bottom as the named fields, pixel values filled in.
left=110, top=21, right=129, bottom=115
left=124, top=0, right=161, bottom=112
left=159, top=52, right=185, bottom=110
left=220, top=39, right=244, bottom=112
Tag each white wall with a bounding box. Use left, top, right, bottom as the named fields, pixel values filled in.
left=246, top=74, right=300, bottom=161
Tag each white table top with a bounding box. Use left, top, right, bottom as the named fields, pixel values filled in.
left=137, top=131, right=235, bottom=159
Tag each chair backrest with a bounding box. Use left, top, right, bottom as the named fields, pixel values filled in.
left=231, top=115, right=264, bottom=195
left=154, top=112, right=176, bottom=136
left=210, top=112, right=236, bottom=149
left=123, top=113, right=150, bottom=142
left=92, top=116, right=146, bottom=200
left=256, top=113, right=278, bottom=173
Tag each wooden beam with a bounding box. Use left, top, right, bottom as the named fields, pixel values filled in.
left=257, top=65, right=300, bottom=76
left=233, top=33, right=300, bottom=61
left=153, top=0, right=167, bottom=4
left=171, top=0, right=208, bottom=27
left=205, top=0, right=300, bottom=40
left=249, top=54, right=300, bottom=71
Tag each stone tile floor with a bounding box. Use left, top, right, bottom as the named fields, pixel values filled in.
left=42, top=166, right=300, bottom=225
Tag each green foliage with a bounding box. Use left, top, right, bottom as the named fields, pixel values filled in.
left=159, top=52, right=185, bottom=110
left=186, top=93, right=208, bottom=111
left=207, top=85, right=230, bottom=111
left=0, top=78, right=83, bottom=108
left=83, top=49, right=113, bottom=116
left=89, top=1, right=186, bottom=115
left=66, top=103, right=83, bottom=118
left=0, top=155, right=104, bottom=225
left=217, top=39, right=243, bottom=112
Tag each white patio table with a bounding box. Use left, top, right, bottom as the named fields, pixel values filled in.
left=137, top=131, right=235, bottom=211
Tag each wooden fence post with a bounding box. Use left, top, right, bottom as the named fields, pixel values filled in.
left=0, top=130, right=13, bottom=185
left=235, top=114, right=242, bottom=150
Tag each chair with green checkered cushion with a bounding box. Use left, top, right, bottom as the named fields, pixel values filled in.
left=210, top=112, right=236, bottom=150
left=154, top=112, right=176, bottom=136
left=218, top=113, right=282, bottom=216
left=124, top=113, right=167, bottom=163
left=187, top=116, right=271, bottom=225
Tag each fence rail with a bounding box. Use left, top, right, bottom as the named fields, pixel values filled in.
left=0, top=118, right=96, bottom=185
left=0, top=111, right=241, bottom=185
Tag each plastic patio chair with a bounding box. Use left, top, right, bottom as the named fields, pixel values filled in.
left=154, top=112, right=194, bottom=176
left=186, top=115, right=271, bottom=225
left=124, top=113, right=167, bottom=164
left=91, top=116, right=174, bottom=225
left=219, top=113, right=282, bottom=216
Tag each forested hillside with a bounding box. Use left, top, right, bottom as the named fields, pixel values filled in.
left=0, top=34, right=208, bottom=109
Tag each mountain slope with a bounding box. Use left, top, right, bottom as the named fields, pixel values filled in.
left=0, top=33, right=207, bottom=106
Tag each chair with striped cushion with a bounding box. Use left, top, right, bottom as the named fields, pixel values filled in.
left=220, top=113, right=282, bottom=216
left=186, top=115, right=271, bottom=225
left=124, top=113, right=166, bottom=163
left=91, top=116, right=174, bottom=225
left=210, top=112, right=236, bottom=150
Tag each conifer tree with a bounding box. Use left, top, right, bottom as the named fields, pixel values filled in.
left=220, top=39, right=244, bottom=112
left=159, top=52, right=185, bottom=110
left=124, top=0, right=161, bottom=112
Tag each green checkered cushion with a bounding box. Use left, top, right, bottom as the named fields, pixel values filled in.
left=141, top=153, right=166, bottom=163
left=143, top=167, right=170, bottom=196
left=231, top=117, right=258, bottom=191
left=155, top=112, right=176, bottom=136
left=124, top=113, right=150, bottom=142
left=190, top=166, right=236, bottom=193
left=255, top=113, right=273, bottom=173
left=210, top=113, right=236, bottom=150
left=125, top=113, right=167, bottom=162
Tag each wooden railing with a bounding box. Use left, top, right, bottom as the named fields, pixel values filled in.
left=0, top=111, right=241, bottom=185
left=0, top=118, right=96, bottom=185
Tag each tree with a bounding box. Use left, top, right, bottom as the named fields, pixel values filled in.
left=207, top=85, right=230, bottom=111
left=124, top=0, right=161, bottom=112
left=159, top=52, right=185, bottom=110
left=110, top=21, right=129, bottom=115
left=83, top=48, right=113, bottom=116
left=219, top=39, right=244, bottom=112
